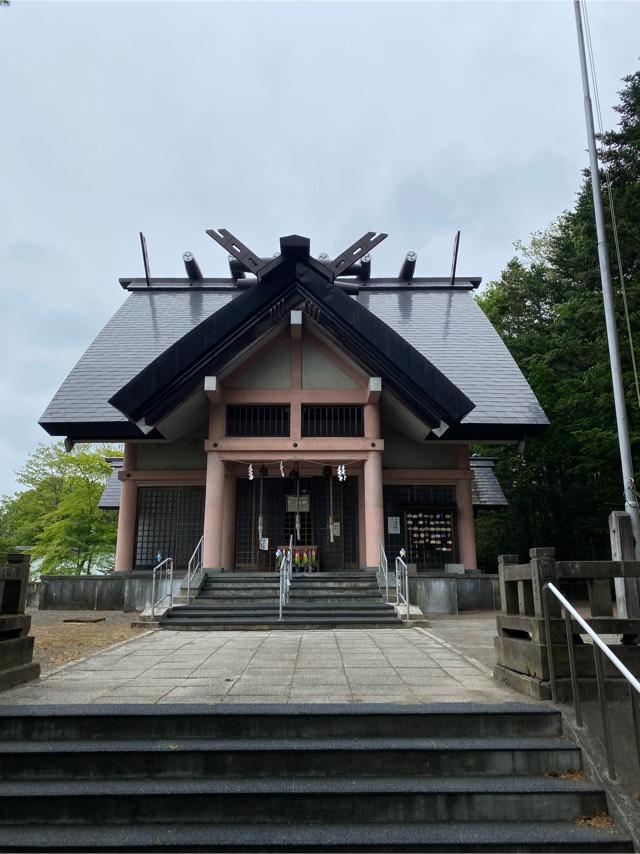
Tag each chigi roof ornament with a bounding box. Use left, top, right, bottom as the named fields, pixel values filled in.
left=205, top=227, right=387, bottom=283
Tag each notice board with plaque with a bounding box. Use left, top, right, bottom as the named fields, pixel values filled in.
left=404, top=508, right=456, bottom=568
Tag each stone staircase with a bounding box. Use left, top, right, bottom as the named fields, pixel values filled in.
left=0, top=703, right=631, bottom=852
left=160, top=571, right=404, bottom=629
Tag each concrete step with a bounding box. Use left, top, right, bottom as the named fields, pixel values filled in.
left=0, top=737, right=582, bottom=780
left=288, top=590, right=383, bottom=598
left=166, top=611, right=395, bottom=621
left=0, top=776, right=608, bottom=825
left=0, top=820, right=630, bottom=852
left=210, top=573, right=379, bottom=581
left=160, top=618, right=403, bottom=630
left=0, top=704, right=565, bottom=741
left=196, top=591, right=279, bottom=599
left=0, top=704, right=626, bottom=852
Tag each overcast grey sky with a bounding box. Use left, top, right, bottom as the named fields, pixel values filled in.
left=1, top=0, right=639, bottom=496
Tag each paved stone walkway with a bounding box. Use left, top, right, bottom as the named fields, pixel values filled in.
left=0, top=625, right=520, bottom=705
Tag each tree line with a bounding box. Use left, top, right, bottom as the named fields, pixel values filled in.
left=475, top=67, right=640, bottom=569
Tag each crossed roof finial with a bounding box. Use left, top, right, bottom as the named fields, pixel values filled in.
left=206, top=228, right=387, bottom=281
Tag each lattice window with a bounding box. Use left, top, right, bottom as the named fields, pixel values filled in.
left=302, top=406, right=364, bottom=437
left=383, top=485, right=456, bottom=571
left=226, top=405, right=290, bottom=437
left=135, top=487, right=205, bottom=569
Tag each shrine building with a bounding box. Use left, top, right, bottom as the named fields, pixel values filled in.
left=39, top=230, right=547, bottom=575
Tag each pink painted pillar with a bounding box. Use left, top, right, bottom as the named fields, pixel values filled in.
left=364, top=451, right=384, bottom=568
left=114, top=442, right=138, bottom=572
left=203, top=452, right=226, bottom=569
left=221, top=473, right=237, bottom=571
left=364, top=401, right=380, bottom=439
left=455, top=444, right=477, bottom=569
left=358, top=470, right=366, bottom=570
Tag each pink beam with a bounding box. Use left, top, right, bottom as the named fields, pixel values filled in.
left=205, top=437, right=383, bottom=453
left=223, top=388, right=370, bottom=405
left=382, top=468, right=472, bottom=484
left=122, top=470, right=206, bottom=484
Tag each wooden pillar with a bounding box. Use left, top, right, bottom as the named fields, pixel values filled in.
left=358, top=470, right=366, bottom=569
left=221, top=473, right=237, bottom=572
left=114, top=442, right=138, bottom=572
left=455, top=477, right=477, bottom=570
left=202, top=396, right=227, bottom=570
left=364, top=401, right=380, bottom=439
left=203, top=452, right=226, bottom=569
left=364, top=451, right=384, bottom=568
left=455, top=444, right=477, bottom=570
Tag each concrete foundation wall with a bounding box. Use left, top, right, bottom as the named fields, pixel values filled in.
left=39, top=574, right=184, bottom=612
left=410, top=574, right=499, bottom=615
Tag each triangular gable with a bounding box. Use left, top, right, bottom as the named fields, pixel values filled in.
left=109, top=252, right=475, bottom=431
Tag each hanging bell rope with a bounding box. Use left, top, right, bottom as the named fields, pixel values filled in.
left=257, top=466, right=267, bottom=542
left=324, top=465, right=334, bottom=544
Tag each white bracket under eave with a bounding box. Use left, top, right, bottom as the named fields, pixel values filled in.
left=367, top=377, right=382, bottom=402
left=432, top=420, right=450, bottom=438
left=135, top=418, right=155, bottom=436
left=204, top=375, right=222, bottom=402
left=290, top=310, right=302, bottom=340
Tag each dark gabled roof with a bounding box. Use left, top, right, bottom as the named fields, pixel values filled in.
left=109, top=259, right=475, bottom=432
left=39, top=241, right=548, bottom=441
left=98, top=458, right=122, bottom=509
left=470, top=457, right=508, bottom=508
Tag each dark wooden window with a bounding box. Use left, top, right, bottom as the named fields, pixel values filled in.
left=383, top=485, right=456, bottom=571
left=302, top=405, right=364, bottom=437
left=226, top=405, right=290, bottom=437
left=135, top=486, right=205, bottom=570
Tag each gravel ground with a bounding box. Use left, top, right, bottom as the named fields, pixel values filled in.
left=27, top=609, right=148, bottom=675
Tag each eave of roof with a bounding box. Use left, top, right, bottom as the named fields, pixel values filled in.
left=109, top=260, right=475, bottom=432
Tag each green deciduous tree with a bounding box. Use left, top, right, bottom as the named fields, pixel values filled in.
left=2, top=442, right=120, bottom=575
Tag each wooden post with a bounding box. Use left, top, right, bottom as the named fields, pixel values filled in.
left=497, top=554, right=519, bottom=614
left=529, top=547, right=560, bottom=617
left=609, top=511, right=640, bottom=619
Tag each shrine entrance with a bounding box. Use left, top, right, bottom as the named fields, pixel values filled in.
left=234, top=475, right=359, bottom=572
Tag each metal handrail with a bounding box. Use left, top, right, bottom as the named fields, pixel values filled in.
left=186, top=535, right=204, bottom=604
left=542, top=581, right=640, bottom=780
left=395, top=555, right=410, bottom=622
left=279, top=535, right=294, bottom=622
left=378, top=538, right=389, bottom=603
left=150, top=557, right=174, bottom=620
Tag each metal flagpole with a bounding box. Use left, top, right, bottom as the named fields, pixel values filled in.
left=573, top=0, right=640, bottom=558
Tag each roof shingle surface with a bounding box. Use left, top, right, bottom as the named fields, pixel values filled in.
left=40, top=283, right=547, bottom=433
